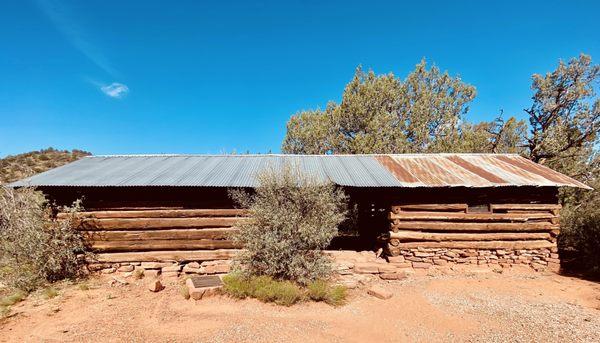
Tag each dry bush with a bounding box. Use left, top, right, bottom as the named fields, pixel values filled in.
left=229, top=163, right=347, bottom=285
left=0, top=148, right=90, bottom=184
left=0, top=187, right=86, bottom=291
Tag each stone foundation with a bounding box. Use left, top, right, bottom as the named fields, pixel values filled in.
left=89, top=248, right=560, bottom=288
left=89, top=259, right=231, bottom=279
left=328, top=248, right=560, bottom=288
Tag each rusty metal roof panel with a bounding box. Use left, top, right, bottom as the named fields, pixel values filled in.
left=7, top=153, right=591, bottom=189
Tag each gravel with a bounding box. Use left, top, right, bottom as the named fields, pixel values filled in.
left=425, top=287, right=600, bottom=342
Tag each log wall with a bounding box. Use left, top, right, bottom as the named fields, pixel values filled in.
left=385, top=202, right=561, bottom=269
left=64, top=208, right=247, bottom=263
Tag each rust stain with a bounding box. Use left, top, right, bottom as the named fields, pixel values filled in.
left=375, top=156, right=420, bottom=184
left=496, top=155, right=589, bottom=188
left=393, top=157, right=447, bottom=186
left=479, top=155, right=549, bottom=185
left=414, top=156, right=465, bottom=185
left=446, top=156, right=509, bottom=184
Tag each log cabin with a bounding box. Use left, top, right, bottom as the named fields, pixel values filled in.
left=8, top=154, right=591, bottom=271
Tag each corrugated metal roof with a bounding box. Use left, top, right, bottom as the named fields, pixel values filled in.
left=7, top=154, right=591, bottom=189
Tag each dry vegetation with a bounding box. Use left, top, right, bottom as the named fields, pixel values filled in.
left=0, top=148, right=90, bottom=184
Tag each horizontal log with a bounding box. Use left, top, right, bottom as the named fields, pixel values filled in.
left=391, top=204, right=467, bottom=213
left=389, top=211, right=556, bottom=222
left=490, top=204, right=561, bottom=211
left=59, top=208, right=247, bottom=219
left=83, top=228, right=237, bottom=241
left=393, top=240, right=555, bottom=250
left=389, top=230, right=552, bottom=242
left=89, top=239, right=239, bottom=252
left=79, top=217, right=244, bottom=230
left=390, top=221, right=558, bottom=232
left=90, top=249, right=241, bottom=263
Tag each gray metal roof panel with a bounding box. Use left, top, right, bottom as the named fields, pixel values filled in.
left=7, top=154, right=590, bottom=189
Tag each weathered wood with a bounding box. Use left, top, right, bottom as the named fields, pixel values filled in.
left=389, top=230, right=552, bottom=242
left=84, top=228, right=237, bottom=241
left=390, top=221, right=558, bottom=232
left=490, top=203, right=561, bottom=211
left=79, top=217, right=244, bottom=230
left=89, top=239, right=238, bottom=252
left=394, top=240, right=555, bottom=250
left=389, top=211, right=556, bottom=222
left=59, top=208, right=247, bottom=219
left=91, top=249, right=241, bottom=263
left=391, top=204, right=467, bottom=213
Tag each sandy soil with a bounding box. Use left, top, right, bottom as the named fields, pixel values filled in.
left=1, top=271, right=599, bottom=342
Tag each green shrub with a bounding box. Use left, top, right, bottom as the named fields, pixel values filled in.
left=222, top=273, right=346, bottom=307
left=0, top=188, right=86, bottom=291
left=229, top=163, right=347, bottom=285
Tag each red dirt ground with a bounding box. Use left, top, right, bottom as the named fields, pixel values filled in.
left=1, top=270, right=599, bottom=342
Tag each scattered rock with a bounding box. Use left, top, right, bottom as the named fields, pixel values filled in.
left=354, top=263, right=380, bottom=274
left=412, top=262, right=433, bottom=269
left=186, top=262, right=201, bottom=269
left=182, top=266, right=202, bottom=274
left=101, top=268, right=116, bottom=274
left=109, top=277, right=129, bottom=287
left=144, top=269, right=161, bottom=279
left=367, top=285, right=393, bottom=300
left=387, top=256, right=405, bottom=263
left=377, top=264, right=398, bottom=273
left=117, top=265, right=134, bottom=272
left=162, top=265, right=182, bottom=273
left=186, top=277, right=222, bottom=300
left=148, top=280, right=163, bottom=292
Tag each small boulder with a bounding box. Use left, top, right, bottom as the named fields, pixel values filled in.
left=148, top=280, right=163, bottom=292
left=367, top=285, right=393, bottom=300
left=186, top=262, right=201, bottom=269
left=117, top=265, right=134, bottom=272
left=354, top=263, right=380, bottom=274
left=101, top=267, right=116, bottom=274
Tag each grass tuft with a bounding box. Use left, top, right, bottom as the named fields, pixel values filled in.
left=180, top=285, right=190, bottom=300
left=0, top=290, right=27, bottom=307
left=133, top=269, right=144, bottom=280
left=42, top=287, right=59, bottom=299
left=222, top=273, right=346, bottom=307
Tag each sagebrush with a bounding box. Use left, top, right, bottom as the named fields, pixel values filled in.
left=0, top=187, right=86, bottom=291
left=229, top=163, right=347, bottom=285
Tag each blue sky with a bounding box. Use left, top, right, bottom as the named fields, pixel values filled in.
left=1, top=0, right=599, bottom=157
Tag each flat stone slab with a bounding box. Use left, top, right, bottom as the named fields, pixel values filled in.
left=186, top=275, right=223, bottom=300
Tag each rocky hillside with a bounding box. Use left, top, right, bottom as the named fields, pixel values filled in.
left=0, top=148, right=91, bottom=184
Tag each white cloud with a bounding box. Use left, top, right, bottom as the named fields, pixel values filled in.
left=101, top=83, right=129, bottom=98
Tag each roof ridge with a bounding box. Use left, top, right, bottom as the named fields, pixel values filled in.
left=88, top=153, right=524, bottom=158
